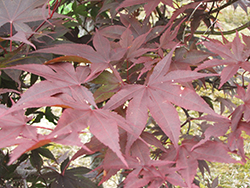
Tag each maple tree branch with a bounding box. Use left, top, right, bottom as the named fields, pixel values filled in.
left=208, top=1, right=215, bottom=15
left=183, top=0, right=240, bottom=37
left=241, top=70, right=247, bottom=87
left=180, top=107, right=193, bottom=134
left=156, top=6, right=164, bottom=20
left=208, top=0, right=239, bottom=15
left=208, top=3, right=220, bottom=36
left=186, top=20, right=250, bottom=36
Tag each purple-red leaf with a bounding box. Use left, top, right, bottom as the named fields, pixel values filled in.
left=4, top=63, right=97, bottom=108
left=196, top=32, right=250, bottom=88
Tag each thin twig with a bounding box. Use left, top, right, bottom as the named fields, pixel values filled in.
left=208, top=0, right=239, bottom=15
left=186, top=20, right=250, bottom=36
left=182, top=2, right=203, bottom=42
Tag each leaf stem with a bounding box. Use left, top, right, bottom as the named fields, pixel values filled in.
left=10, top=22, right=13, bottom=52
left=17, top=0, right=62, bottom=50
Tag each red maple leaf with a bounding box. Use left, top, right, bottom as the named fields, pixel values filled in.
left=0, top=0, right=64, bottom=47
left=104, top=47, right=218, bottom=150
left=234, top=85, right=250, bottom=122
left=119, top=14, right=165, bottom=41
left=191, top=115, right=230, bottom=150
left=0, top=0, right=47, bottom=33
left=100, top=15, right=165, bottom=42
left=8, top=130, right=84, bottom=165
left=47, top=93, right=136, bottom=167
left=4, top=63, right=97, bottom=109
left=0, top=106, right=34, bottom=149
left=196, top=32, right=250, bottom=88
left=119, top=26, right=151, bottom=62
left=35, top=30, right=127, bottom=82
left=117, top=0, right=173, bottom=18
left=192, top=114, right=248, bottom=163
left=101, top=139, right=185, bottom=188
left=162, top=137, right=239, bottom=188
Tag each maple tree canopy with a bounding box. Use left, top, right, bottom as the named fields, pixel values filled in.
left=0, top=0, right=250, bottom=187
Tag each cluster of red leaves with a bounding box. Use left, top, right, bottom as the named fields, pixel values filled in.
left=1, top=0, right=250, bottom=187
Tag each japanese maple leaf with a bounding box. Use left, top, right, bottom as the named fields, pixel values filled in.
left=170, top=47, right=211, bottom=72
left=3, top=63, right=97, bottom=110
left=35, top=30, right=127, bottom=82
left=104, top=47, right=218, bottom=150
left=217, top=84, right=250, bottom=133
left=167, top=47, right=212, bottom=90
left=234, top=85, right=250, bottom=123
left=235, top=121, right=250, bottom=162
left=124, top=166, right=186, bottom=188
left=117, top=0, right=173, bottom=18
left=0, top=0, right=47, bottom=33
left=196, top=32, right=250, bottom=88
left=91, top=70, right=122, bottom=103
left=8, top=130, right=85, bottom=165
left=233, top=0, right=250, bottom=14
left=215, top=96, right=237, bottom=114
left=191, top=115, right=231, bottom=150
left=162, top=138, right=238, bottom=188
left=119, top=14, right=165, bottom=41
left=0, top=99, right=91, bottom=165
left=192, top=114, right=248, bottom=163
left=227, top=127, right=247, bottom=163
left=100, top=16, right=165, bottom=43
left=42, top=166, right=97, bottom=188
left=156, top=23, right=180, bottom=57
left=101, top=139, right=185, bottom=187
left=71, top=135, right=107, bottom=162
left=48, top=93, right=136, bottom=167
left=119, top=26, right=151, bottom=62
left=129, top=56, right=160, bottom=80
left=0, top=106, right=34, bottom=149
left=2, top=31, right=36, bottom=49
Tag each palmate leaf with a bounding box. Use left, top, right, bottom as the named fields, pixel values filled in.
left=52, top=105, right=133, bottom=167
left=0, top=0, right=47, bottom=33
left=42, top=166, right=97, bottom=188
left=191, top=115, right=231, bottom=150
left=91, top=70, right=121, bottom=103
left=119, top=26, right=151, bottom=63
left=34, top=30, right=127, bottom=82
left=162, top=138, right=239, bottom=188
left=119, top=14, right=165, bottom=41
left=196, top=32, right=250, bottom=88
left=104, top=47, right=218, bottom=148
left=233, top=0, right=250, bottom=14
left=40, top=92, right=136, bottom=167
left=4, top=63, right=97, bottom=109
left=7, top=127, right=88, bottom=165
left=235, top=85, right=250, bottom=122
left=101, top=140, right=185, bottom=188
left=0, top=0, right=65, bottom=33
left=100, top=15, right=165, bottom=42
left=0, top=106, right=36, bottom=149
left=2, top=31, right=36, bottom=49
left=117, top=0, right=173, bottom=18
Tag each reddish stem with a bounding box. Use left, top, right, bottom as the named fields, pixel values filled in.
left=0, top=45, right=7, bottom=54
left=126, top=60, right=130, bottom=83
left=34, top=126, right=54, bottom=131
left=18, top=0, right=61, bottom=50
left=10, top=22, right=13, bottom=52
